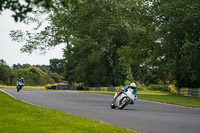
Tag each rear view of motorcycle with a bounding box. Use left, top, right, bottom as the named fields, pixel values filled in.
left=111, top=88, right=135, bottom=109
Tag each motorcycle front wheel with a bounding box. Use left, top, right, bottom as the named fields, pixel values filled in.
left=17, top=86, right=21, bottom=92
left=110, top=100, right=116, bottom=109
left=119, top=97, right=130, bottom=109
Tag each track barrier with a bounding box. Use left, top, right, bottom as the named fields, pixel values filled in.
left=177, top=88, right=200, bottom=97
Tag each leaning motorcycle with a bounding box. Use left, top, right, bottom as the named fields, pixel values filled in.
left=16, top=82, right=23, bottom=92
left=111, top=88, right=135, bottom=109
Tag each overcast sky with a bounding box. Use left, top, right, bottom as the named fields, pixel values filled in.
left=0, top=10, right=65, bottom=66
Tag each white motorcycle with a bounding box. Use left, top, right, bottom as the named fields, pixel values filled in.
left=111, top=88, right=135, bottom=109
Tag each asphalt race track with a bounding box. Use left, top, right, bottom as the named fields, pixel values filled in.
left=2, top=90, right=200, bottom=133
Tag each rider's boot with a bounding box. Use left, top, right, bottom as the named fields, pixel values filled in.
left=130, top=100, right=134, bottom=104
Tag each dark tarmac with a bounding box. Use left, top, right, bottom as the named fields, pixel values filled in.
left=2, top=90, right=200, bottom=133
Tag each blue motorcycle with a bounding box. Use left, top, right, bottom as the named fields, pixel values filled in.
left=16, top=81, right=24, bottom=92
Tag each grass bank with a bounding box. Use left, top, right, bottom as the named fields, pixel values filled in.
left=0, top=85, right=45, bottom=91
left=0, top=91, right=135, bottom=133
left=83, top=90, right=200, bottom=108
left=139, top=93, right=200, bottom=108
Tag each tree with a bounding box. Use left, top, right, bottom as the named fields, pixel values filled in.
left=34, top=65, right=50, bottom=73
left=10, top=0, right=200, bottom=88
left=17, top=66, right=54, bottom=86
left=49, top=73, right=62, bottom=83
left=149, top=0, right=200, bottom=87
left=0, top=59, right=18, bottom=85
left=61, top=0, right=148, bottom=86
left=12, top=63, right=31, bottom=69
left=10, top=0, right=151, bottom=86
left=0, top=0, right=83, bottom=22
left=49, top=58, right=64, bottom=75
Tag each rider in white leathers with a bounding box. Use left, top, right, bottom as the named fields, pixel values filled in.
left=113, top=83, right=137, bottom=105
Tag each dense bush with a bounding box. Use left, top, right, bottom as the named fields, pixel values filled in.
left=123, top=80, right=131, bottom=86
left=49, top=73, right=63, bottom=83
left=168, top=84, right=177, bottom=95
left=17, top=67, right=55, bottom=86
left=0, top=60, right=18, bottom=85
left=135, top=82, right=146, bottom=90
left=147, top=84, right=169, bottom=91
left=0, top=60, right=64, bottom=86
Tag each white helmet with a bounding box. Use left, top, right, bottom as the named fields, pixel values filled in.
left=130, top=83, right=136, bottom=88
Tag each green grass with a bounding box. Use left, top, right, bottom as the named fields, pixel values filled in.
left=82, top=90, right=200, bottom=108
left=0, top=91, right=135, bottom=133
left=139, top=94, right=200, bottom=108
left=138, top=90, right=200, bottom=108
left=0, top=85, right=45, bottom=91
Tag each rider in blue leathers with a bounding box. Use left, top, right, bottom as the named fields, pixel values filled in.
left=16, top=78, right=24, bottom=92
left=122, top=83, right=137, bottom=104
left=113, top=83, right=137, bottom=105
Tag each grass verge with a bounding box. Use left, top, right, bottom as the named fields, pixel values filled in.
left=0, top=85, right=45, bottom=91
left=0, top=91, right=135, bottom=133
left=139, top=94, right=200, bottom=108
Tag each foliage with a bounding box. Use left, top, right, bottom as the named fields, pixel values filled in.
left=168, top=84, right=177, bottom=95
left=49, top=73, right=63, bottom=83
left=63, top=0, right=148, bottom=86
left=147, top=84, right=169, bottom=91
left=12, top=63, right=51, bottom=74
left=17, top=66, right=54, bottom=86
left=0, top=0, right=84, bottom=22
left=0, top=59, right=18, bottom=85
left=149, top=0, right=200, bottom=87
left=9, top=0, right=200, bottom=88
left=10, top=0, right=149, bottom=86
left=34, top=65, right=50, bottom=73
left=124, top=80, right=131, bottom=86
left=49, top=58, right=64, bottom=75
left=0, top=59, right=60, bottom=86
left=12, top=63, right=31, bottom=69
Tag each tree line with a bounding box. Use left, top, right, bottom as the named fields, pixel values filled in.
left=0, top=59, right=64, bottom=86
left=9, top=0, right=200, bottom=88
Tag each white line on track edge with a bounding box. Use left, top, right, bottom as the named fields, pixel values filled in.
left=1, top=90, right=41, bottom=107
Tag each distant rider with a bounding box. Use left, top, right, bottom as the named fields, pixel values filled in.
left=17, top=78, right=24, bottom=92
left=113, top=83, right=137, bottom=105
